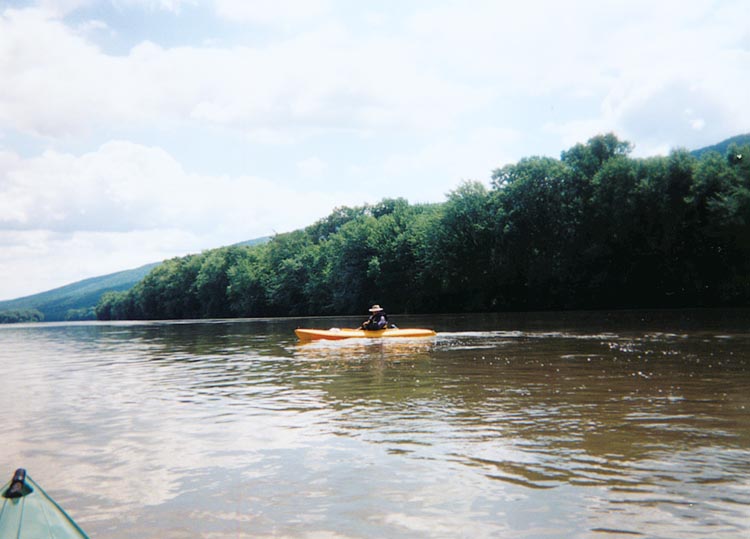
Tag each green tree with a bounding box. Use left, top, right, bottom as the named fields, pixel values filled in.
left=227, top=247, right=270, bottom=317
left=260, top=231, right=316, bottom=315
left=700, top=143, right=750, bottom=303
left=432, top=182, right=495, bottom=310
left=561, top=133, right=633, bottom=180
left=324, top=216, right=380, bottom=313
left=95, top=134, right=750, bottom=320
left=194, top=247, right=247, bottom=318
left=0, top=308, right=44, bottom=323
left=136, top=256, right=201, bottom=319
left=491, top=157, right=577, bottom=308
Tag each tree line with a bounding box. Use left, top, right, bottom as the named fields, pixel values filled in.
left=96, top=134, right=750, bottom=320
left=0, top=309, right=44, bottom=323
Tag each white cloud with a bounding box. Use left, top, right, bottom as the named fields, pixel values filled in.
left=36, top=0, right=93, bottom=16
left=0, top=228, right=199, bottom=299
left=41, top=0, right=196, bottom=14
left=0, top=141, right=367, bottom=299
left=4, top=1, right=745, bottom=153
left=546, top=74, right=747, bottom=156
left=0, top=141, right=364, bottom=235
left=114, top=0, right=197, bottom=12
left=296, top=156, right=328, bottom=178
left=0, top=7, right=487, bottom=140
left=214, top=0, right=331, bottom=24
left=409, top=0, right=749, bottom=154
left=382, top=127, right=521, bottom=199
left=1, top=0, right=749, bottom=299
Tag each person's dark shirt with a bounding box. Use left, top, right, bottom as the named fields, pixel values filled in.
left=362, top=311, right=388, bottom=330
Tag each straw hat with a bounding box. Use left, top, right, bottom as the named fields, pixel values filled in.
left=368, top=304, right=384, bottom=312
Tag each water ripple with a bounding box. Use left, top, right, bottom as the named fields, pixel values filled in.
left=1, top=317, right=749, bottom=538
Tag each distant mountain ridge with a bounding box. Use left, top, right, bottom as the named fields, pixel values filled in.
left=0, top=236, right=271, bottom=322
left=0, top=262, right=160, bottom=321
left=690, top=133, right=750, bottom=158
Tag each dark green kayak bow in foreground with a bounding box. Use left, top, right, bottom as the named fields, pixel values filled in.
left=1, top=468, right=90, bottom=538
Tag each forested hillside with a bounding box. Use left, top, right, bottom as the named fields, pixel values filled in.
left=0, top=262, right=159, bottom=322
left=96, top=134, right=750, bottom=320
left=691, top=133, right=750, bottom=159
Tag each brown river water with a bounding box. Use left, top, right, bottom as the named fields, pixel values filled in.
left=1, top=310, right=749, bottom=538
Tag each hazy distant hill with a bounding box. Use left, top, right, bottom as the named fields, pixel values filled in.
left=0, top=262, right=161, bottom=321
left=0, top=236, right=272, bottom=322
left=691, top=133, right=750, bottom=159
left=233, top=237, right=270, bottom=248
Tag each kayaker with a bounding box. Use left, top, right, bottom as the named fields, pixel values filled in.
left=360, top=304, right=388, bottom=330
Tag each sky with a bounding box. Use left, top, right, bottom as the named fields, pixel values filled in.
left=1, top=0, right=749, bottom=300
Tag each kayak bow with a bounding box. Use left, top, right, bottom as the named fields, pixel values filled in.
left=1, top=469, right=90, bottom=539
left=295, top=327, right=436, bottom=340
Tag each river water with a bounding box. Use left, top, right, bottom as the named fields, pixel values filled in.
left=1, top=310, right=749, bottom=538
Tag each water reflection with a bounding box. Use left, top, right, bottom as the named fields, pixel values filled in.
left=293, top=337, right=436, bottom=363
left=0, top=313, right=749, bottom=538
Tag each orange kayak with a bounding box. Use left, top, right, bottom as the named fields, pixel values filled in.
left=295, top=328, right=436, bottom=341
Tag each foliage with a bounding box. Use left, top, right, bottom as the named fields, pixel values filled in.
left=64, top=307, right=97, bottom=321
left=0, top=308, right=44, bottom=323
left=690, top=133, right=750, bottom=160
left=96, top=134, right=750, bottom=320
